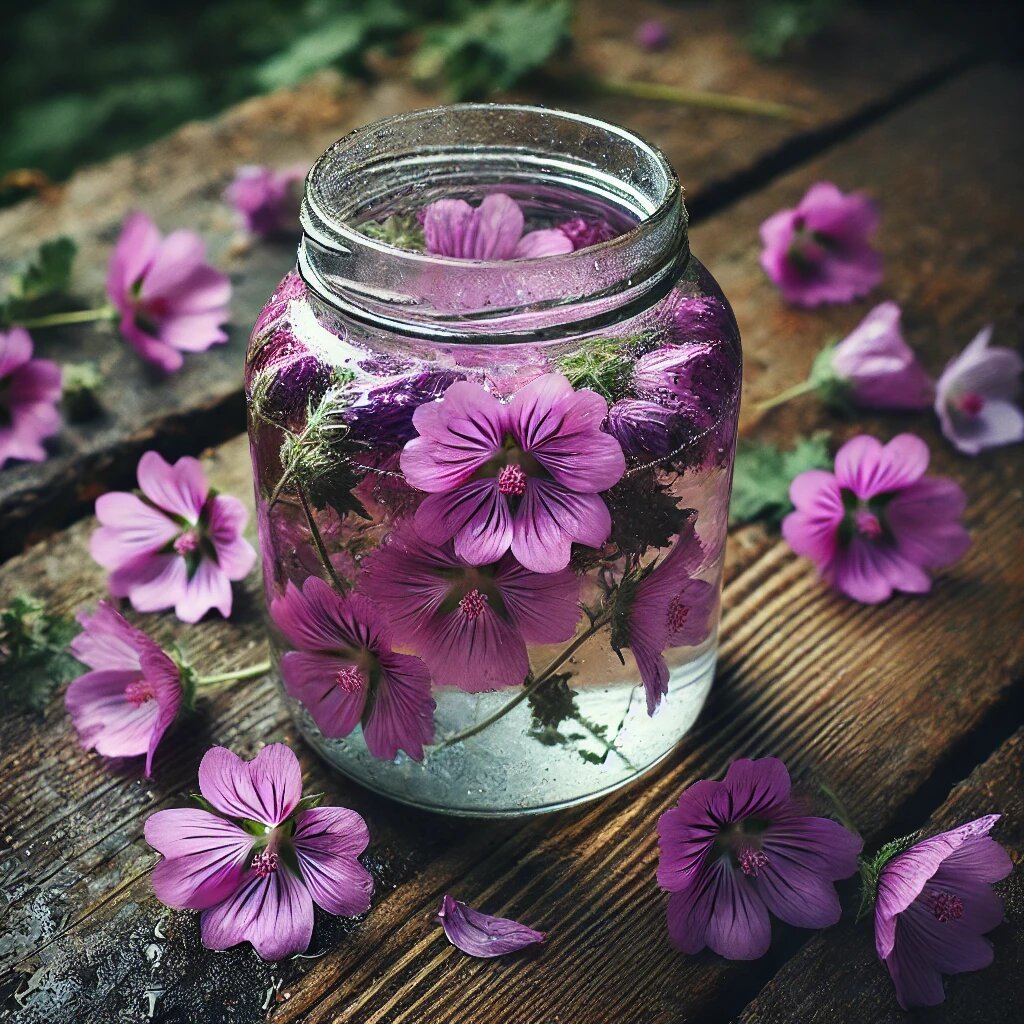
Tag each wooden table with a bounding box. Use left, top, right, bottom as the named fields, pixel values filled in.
left=1, top=4, right=1020, bottom=1021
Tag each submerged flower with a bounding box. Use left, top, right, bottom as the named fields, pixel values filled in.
left=759, top=182, right=882, bottom=307
left=613, top=514, right=717, bottom=714
left=782, top=434, right=971, bottom=604
left=437, top=895, right=545, bottom=957
left=669, top=295, right=737, bottom=348
left=106, top=212, right=231, bottom=373
left=361, top=523, right=581, bottom=692
left=557, top=217, right=618, bottom=250
left=935, top=325, right=1024, bottom=455
left=401, top=373, right=625, bottom=574
left=658, top=757, right=862, bottom=959
left=270, top=576, right=434, bottom=761
left=874, top=815, right=1011, bottom=1009
left=423, top=193, right=573, bottom=260
left=607, top=399, right=686, bottom=460
left=65, top=602, right=182, bottom=776
left=145, top=744, right=373, bottom=960
left=225, top=164, right=305, bottom=237
left=635, top=19, right=670, bottom=50
left=0, top=327, right=61, bottom=469
left=91, top=451, right=256, bottom=623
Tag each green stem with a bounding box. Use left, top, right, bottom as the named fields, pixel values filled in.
left=590, top=76, right=805, bottom=121
left=819, top=781, right=859, bottom=834
left=195, top=660, right=272, bottom=686
left=297, top=484, right=347, bottom=594
left=756, top=377, right=817, bottom=411
left=440, top=610, right=613, bottom=748
left=575, top=712, right=637, bottom=770
left=17, top=306, right=117, bottom=329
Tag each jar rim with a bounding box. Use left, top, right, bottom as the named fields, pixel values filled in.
left=298, top=103, right=689, bottom=341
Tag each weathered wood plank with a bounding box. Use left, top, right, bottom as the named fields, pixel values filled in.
left=0, top=0, right=972, bottom=558
left=739, top=730, right=1023, bottom=1024
left=2, top=63, right=1022, bottom=1024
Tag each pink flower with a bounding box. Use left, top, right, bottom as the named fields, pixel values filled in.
left=658, top=757, right=862, bottom=960
left=65, top=602, right=182, bottom=776
left=224, top=164, right=306, bottom=237
left=145, top=744, right=373, bottom=960
left=759, top=182, right=882, bottom=306
left=91, top=451, right=256, bottom=623
left=614, top=514, right=718, bottom=715
left=422, top=193, right=573, bottom=260
left=361, top=522, right=581, bottom=692
left=829, top=302, right=934, bottom=410
left=106, top=212, right=231, bottom=373
left=635, top=19, right=670, bottom=51
left=0, top=327, right=62, bottom=469
left=401, top=373, right=626, bottom=574
left=437, top=895, right=545, bottom=957
left=874, top=815, right=1011, bottom=1009
left=934, top=325, right=1024, bottom=455
left=782, top=434, right=971, bottom=604
left=270, top=576, right=435, bottom=761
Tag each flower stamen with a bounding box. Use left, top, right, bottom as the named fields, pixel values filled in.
left=497, top=464, right=528, bottom=496
left=737, top=848, right=769, bottom=877
left=956, top=392, right=985, bottom=417
left=124, top=680, right=156, bottom=706
left=667, top=595, right=690, bottom=633
left=252, top=849, right=279, bottom=878
left=334, top=666, right=365, bottom=694
left=174, top=529, right=200, bottom=555
left=853, top=508, right=883, bottom=539
left=459, top=589, right=489, bottom=620
left=931, top=891, right=964, bottom=923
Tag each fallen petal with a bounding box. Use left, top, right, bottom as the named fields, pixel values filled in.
left=437, top=894, right=545, bottom=958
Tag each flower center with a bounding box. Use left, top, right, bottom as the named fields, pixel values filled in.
left=124, top=680, right=156, bottom=706
left=459, top=588, right=489, bottom=620
left=931, top=890, right=964, bottom=923
left=956, top=392, right=985, bottom=417
left=497, top=463, right=528, bottom=496
left=174, top=529, right=200, bottom=555
left=737, top=847, right=769, bottom=877
left=667, top=595, right=690, bottom=633
left=334, top=666, right=365, bottom=694
left=252, top=849, right=279, bottom=878
left=853, top=509, right=883, bottom=539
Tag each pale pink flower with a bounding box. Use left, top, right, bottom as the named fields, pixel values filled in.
left=0, top=327, right=62, bottom=469
left=225, top=164, right=306, bottom=237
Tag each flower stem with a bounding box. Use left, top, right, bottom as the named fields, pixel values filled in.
left=297, top=484, right=347, bottom=594
left=756, top=377, right=817, bottom=411
left=195, top=660, right=272, bottom=686
left=440, top=610, right=613, bottom=748
left=16, top=306, right=117, bottom=329
left=819, top=781, right=859, bottom=833
left=589, top=76, right=805, bottom=122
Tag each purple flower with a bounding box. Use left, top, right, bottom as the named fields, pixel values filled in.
left=668, top=295, right=736, bottom=348
left=557, top=217, right=618, bottom=250
left=934, top=325, right=1024, bottom=455
left=759, top=182, right=883, bottom=307
left=145, top=744, right=373, bottom=960
left=65, top=602, right=182, bottom=776
left=437, top=894, right=545, bottom=957
left=615, top=514, right=717, bottom=715
left=106, top=212, right=231, bottom=373
left=361, top=522, right=581, bottom=692
left=0, top=327, right=61, bottom=469
left=423, top=193, right=573, bottom=260
left=829, top=302, right=934, bottom=410
left=270, top=576, right=435, bottom=761
left=782, top=434, right=971, bottom=604
left=635, top=19, right=670, bottom=51
left=658, top=757, right=863, bottom=960
left=606, top=399, right=684, bottom=459
left=224, top=164, right=306, bottom=237
left=401, top=373, right=625, bottom=574
left=91, top=451, right=257, bottom=623
left=874, top=815, right=1011, bottom=1009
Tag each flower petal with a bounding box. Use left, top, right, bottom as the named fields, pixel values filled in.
left=106, top=212, right=160, bottom=306
left=492, top=554, right=581, bottom=645
left=704, top=859, right=772, bottom=960
left=280, top=650, right=367, bottom=740
left=207, top=495, right=257, bottom=580
left=198, top=744, right=303, bottom=826
left=415, top=480, right=513, bottom=566
left=437, top=894, right=544, bottom=957
left=761, top=812, right=863, bottom=879
left=512, top=481, right=611, bottom=573
left=513, top=228, right=574, bottom=258
left=136, top=451, right=209, bottom=521
left=722, top=757, right=792, bottom=818
left=754, top=856, right=843, bottom=929
left=293, top=806, right=374, bottom=917
left=364, top=652, right=435, bottom=761
left=110, top=553, right=189, bottom=612
left=70, top=601, right=148, bottom=672
left=175, top=557, right=233, bottom=623
left=833, top=433, right=929, bottom=499
left=91, top=492, right=180, bottom=569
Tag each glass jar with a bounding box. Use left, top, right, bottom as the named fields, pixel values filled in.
left=246, top=104, right=741, bottom=816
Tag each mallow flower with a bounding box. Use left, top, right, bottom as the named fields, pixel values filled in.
left=91, top=451, right=256, bottom=622
left=437, top=895, right=545, bottom=957
left=0, top=327, right=62, bottom=469
left=759, top=182, right=883, bottom=307
left=657, top=757, right=863, bottom=959
left=782, top=434, right=971, bottom=604
left=224, top=164, right=306, bottom=237
left=934, top=325, right=1024, bottom=455
left=868, top=815, right=1011, bottom=1009
left=145, top=744, right=373, bottom=960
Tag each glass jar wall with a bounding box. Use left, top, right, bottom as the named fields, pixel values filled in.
left=246, top=104, right=741, bottom=816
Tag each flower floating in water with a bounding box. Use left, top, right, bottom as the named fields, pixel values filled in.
left=437, top=894, right=545, bottom=957
left=934, top=325, right=1024, bottom=455
left=0, top=327, right=61, bottom=469
left=557, top=217, right=618, bottom=250
left=106, top=212, right=231, bottom=373
left=271, top=576, right=435, bottom=760
left=870, top=815, right=1011, bottom=1009
left=423, top=193, right=573, bottom=260
left=224, top=164, right=306, bottom=237
left=90, top=451, right=256, bottom=622
left=401, top=373, right=625, bottom=574
left=782, top=434, right=971, bottom=604
left=759, top=182, right=882, bottom=307
left=65, top=602, right=182, bottom=776
left=145, top=744, right=373, bottom=960
left=657, top=757, right=862, bottom=959
left=362, top=522, right=581, bottom=692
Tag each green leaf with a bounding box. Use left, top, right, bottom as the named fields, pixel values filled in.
left=744, top=0, right=846, bottom=60
left=9, top=237, right=77, bottom=303
left=730, top=432, right=832, bottom=527
left=359, top=214, right=426, bottom=252
left=292, top=792, right=325, bottom=814
left=61, top=361, right=105, bottom=421
left=556, top=333, right=641, bottom=403
left=857, top=830, right=920, bottom=919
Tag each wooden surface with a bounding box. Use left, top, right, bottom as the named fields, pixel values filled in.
left=1, top=3, right=1021, bottom=1022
